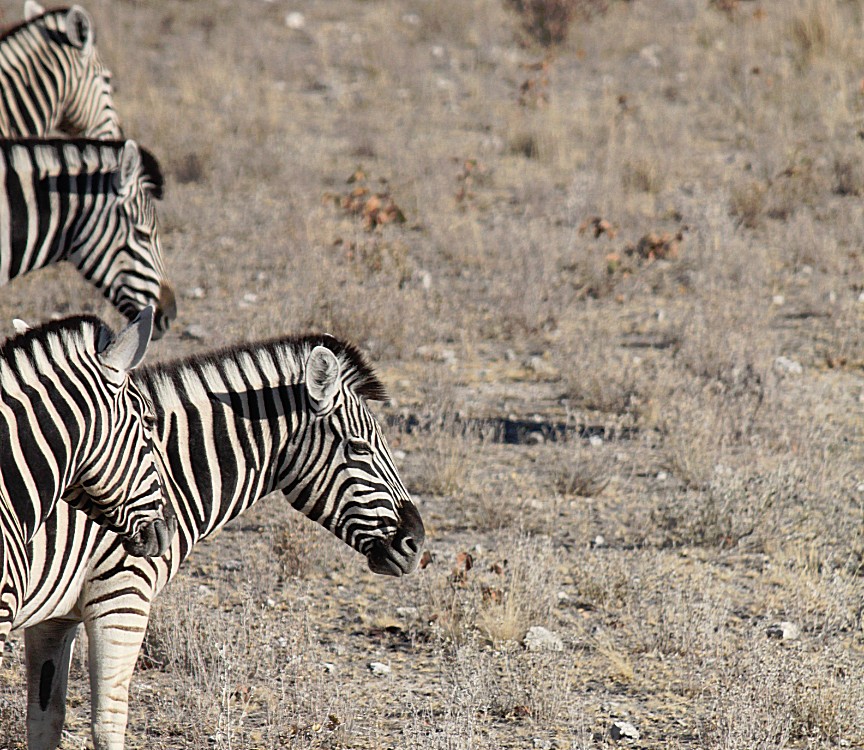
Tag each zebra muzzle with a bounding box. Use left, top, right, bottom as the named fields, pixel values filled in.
left=121, top=503, right=177, bottom=558
left=366, top=501, right=425, bottom=577
left=152, top=283, right=177, bottom=339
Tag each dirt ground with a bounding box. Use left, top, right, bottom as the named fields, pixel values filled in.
left=1, top=0, right=864, bottom=748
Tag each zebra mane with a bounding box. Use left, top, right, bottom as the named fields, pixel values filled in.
left=0, top=7, right=70, bottom=43
left=0, top=138, right=164, bottom=199
left=141, top=334, right=388, bottom=403
left=0, top=314, right=102, bottom=369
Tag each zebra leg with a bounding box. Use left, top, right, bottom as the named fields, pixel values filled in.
left=25, top=619, right=80, bottom=749
left=86, top=606, right=151, bottom=750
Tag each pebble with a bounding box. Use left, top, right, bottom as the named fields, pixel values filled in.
left=322, top=662, right=336, bottom=674
left=525, top=431, right=545, bottom=445
left=588, top=435, right=604, bottom=447
left=610, top=721, right=640, bottom=741
left=182, top=324, right=208, bottom=341
left=285, top=12, right=305, bottom=29
left=185, top=286, right=206, bottom=299
left=593, top=535, right=607, bottom=548
left=773, top=356, right=803, bottom=376
left=766, top=621, right=800, bottom=641
left=369, top=661, right=391, bottom=676
left=396, top=606, right=419, bottom=619
left=523, top=626, right=564, bottom=652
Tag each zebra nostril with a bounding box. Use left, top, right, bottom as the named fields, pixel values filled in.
left=403, top=536, right=419, bottom=553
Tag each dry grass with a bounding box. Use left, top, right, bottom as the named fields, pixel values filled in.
left=2, top=0, right=864, bottom=747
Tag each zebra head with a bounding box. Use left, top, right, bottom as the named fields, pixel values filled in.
left=10, top=308, right=174, bottom=556
left=282, top=340, right=425, bottom=577
left=62, top=307, right=174, bottom=557
left=68, top=140, right=177, bottom=339
left=24, top=2, right=122, bottom=139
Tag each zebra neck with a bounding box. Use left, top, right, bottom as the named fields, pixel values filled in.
left=142, top=374, right=306, bottom=553
left=0, top=25, right=73, bottom=136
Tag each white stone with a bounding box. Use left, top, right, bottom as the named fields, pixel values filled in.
left=773, top=356, right=803, bottom=376
left=182, top=324, right=208, bottom=341
left=766, top=621, right=800, bottom=641
left=393, top=450, right=407, bottom=461
left=285, top=12, right=305, bottom=29
left=523, top=626, right=564, bottom=652
left=610, top=721, right=640, bottom=741
left=772, top=294, right=785, bottom=306
left=396, top=606, right=419, bottom=619
left=322, top=662, right=336, bottom=674
left=589, top=435, right=604, bottom=447
left=369, top=661, right=391, bottom=676
left=593, top=535, right=606, bottom=548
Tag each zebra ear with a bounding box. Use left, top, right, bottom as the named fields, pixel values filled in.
left=97, top=306, right=154, bottom=380
left=66, top=6, right=94, bottom=56
left=116, top=140, right=141, bottom=199
left=12, top=318, right=31, bottom=335
left=24, top=1, right=44, bottom=21
left=306, top=345, right=340, bottom=412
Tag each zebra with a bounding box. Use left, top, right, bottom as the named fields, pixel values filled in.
left=1, top=306, right=175, bottom=674
left=0, top=137, right=176, bottom=337
left=14, top=332, right=425, bottom=750
left=0, top=2, right=121, bottom=139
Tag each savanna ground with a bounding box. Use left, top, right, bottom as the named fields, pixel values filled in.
left=2, top=0, right=864, bottom=747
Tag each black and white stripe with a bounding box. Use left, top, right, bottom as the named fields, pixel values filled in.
left=0, top=2, right=121, bottom=139
left=0, top=137, right=176, bottom=337
left=0, top=309, right=174, bottom=672
left=14, top=333, right=425, bottom=750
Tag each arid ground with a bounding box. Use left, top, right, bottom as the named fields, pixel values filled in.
left=1, top=0, right=864, bottom=747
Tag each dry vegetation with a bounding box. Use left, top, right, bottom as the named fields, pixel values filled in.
left=2, top=0, right=864, bottom=747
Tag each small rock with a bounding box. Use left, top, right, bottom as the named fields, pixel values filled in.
left=610, top=721, right=640, bottom=741
left=525, top=431, right=545, bottom=445
left=656, top=471, right=668, bottom=481
left=285, top=11, right=305, bottom=29
left=773, top=356, right=803, bottom=376
left=182, top=324, right=208, bottom=341
left=185, top=286, right=206, bottom=299
left=523, top=626, right=564, bottom=652
left=266, top=597, right=276, bottom=608
left=588, top=435, right=604, bottom=447
left=369, top=661, right=391, bottom=676
left=322, top=662, right=336, bottom=674
left=396, top=606, right=419, bottom=619
left=221, top=559, right=243, bottom=572
left=593, top=535, right=607, bottom=548
left=772, top=294, right=785, bottom=306
left=766, top=621, right=800, bottom=641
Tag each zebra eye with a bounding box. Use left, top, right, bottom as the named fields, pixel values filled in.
left=347, top=438, right=373, bottom=456
left=143, top=413, right=157, bottom=428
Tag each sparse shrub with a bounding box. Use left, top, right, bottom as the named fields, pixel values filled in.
left=553, top=451, right=610, bottom=497
left=504, top=0, right=609, bottom=47
left=412, top=411, right=482, bottom=497
left=729, top=178, right=767, bottom=228
left=833, top=149, right=864, bottom=196
left=622, top=155, right=665, bottom=194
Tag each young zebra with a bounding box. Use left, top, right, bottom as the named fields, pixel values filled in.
left=15, top=333, right=425, bottom=750
left=0, top=137, right=176, bottom=337
left=1, top=307, right=174, bottom=672
left=0, top=2, right=121, bottom=139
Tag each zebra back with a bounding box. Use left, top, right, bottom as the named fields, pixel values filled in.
left=0, top=137, right=176, bottom=337
left=0, top=2, right=121, bottom=139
